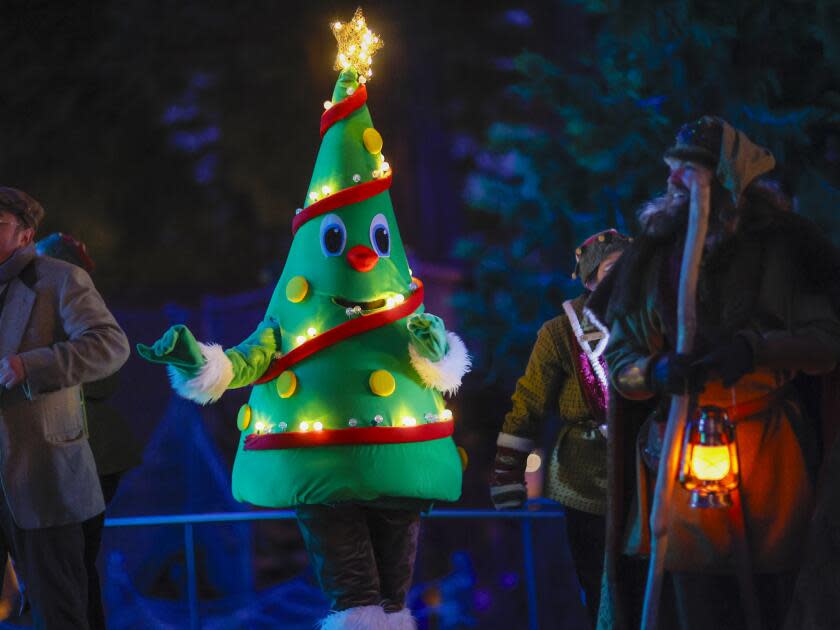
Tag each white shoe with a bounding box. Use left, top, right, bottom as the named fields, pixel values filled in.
left=319, top=605, right=389, bottom=630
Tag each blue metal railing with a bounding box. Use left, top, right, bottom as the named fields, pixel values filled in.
left=105, top=501, right=564, bottom=630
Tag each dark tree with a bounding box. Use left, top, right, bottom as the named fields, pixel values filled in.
left=458, top=0, right=840, bottom=386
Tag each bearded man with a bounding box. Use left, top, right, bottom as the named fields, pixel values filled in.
left=588, top=117, right=840, bottom=629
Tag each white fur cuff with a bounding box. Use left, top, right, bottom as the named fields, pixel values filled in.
left=168, top=342, right=233, bottom=405
left=319, top=605, right=388, bottom=630
left=408, top=332, right=471, bottom=396
left=496, top=432, right=535, bottom=452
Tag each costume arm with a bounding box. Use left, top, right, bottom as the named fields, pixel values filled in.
left=499, top=322, right=568, bottom=449
left=19, top=265, right=130, bottom=396
left=167, top=321, right=280, bottom=404
left=731, top=236, right=840, bottom=375
left=738, top=292, right=840, bottom=375
left=606, top=304, right=665, bottom=401
left=225, top=324, right=281, bottom=387
left=407, top=313, right=471, bottom=395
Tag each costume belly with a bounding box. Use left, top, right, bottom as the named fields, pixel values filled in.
left=229, top=328, right=463, bottom=507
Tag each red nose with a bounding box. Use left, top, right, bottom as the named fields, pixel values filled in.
left=346, top=245, right=379, bottom=272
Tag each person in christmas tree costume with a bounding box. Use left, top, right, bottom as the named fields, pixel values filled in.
left=490, top=229, right=630, bottom=626
left=137, top=9, right=469, bottom=630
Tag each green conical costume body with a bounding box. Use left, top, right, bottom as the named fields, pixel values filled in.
left=228, top=69, right=462, bottom=508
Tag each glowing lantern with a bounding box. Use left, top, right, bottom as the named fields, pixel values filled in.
left=678, top=407, right=740, bottom=508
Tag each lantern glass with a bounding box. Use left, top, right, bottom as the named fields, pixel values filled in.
left=689, top=444, right=731, bottom=481
left=678, top=407, right=739, bottom=508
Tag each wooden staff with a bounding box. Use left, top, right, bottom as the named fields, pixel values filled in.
left=640, top=175, right=709, bottom=630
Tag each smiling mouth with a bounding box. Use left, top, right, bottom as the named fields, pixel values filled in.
left=332, top=296, right=387, bottom=312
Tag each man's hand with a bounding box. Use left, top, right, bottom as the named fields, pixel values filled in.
left=648, top=352, right=708, bottom=396
left=692, top=336, right=755, bottom=388
left=490, top=444, right=529, bottom=510
left=0, top=355, right=26, bottom=389
left=136, top=325, right=205, bottom=376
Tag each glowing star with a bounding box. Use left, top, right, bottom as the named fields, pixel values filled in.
left=330, top=8, right=383, bottom=79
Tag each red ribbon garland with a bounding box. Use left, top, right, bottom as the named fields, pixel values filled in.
left=244, top=419, right=453, bottom=451
left=253, top=278, right=424, bottom=385
left=320, top=83, right=368, bottom=138
left=292, top=173, right=392, bottom=235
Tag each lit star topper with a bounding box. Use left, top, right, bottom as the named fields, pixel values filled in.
left=331, top=8, right=383, bottom=79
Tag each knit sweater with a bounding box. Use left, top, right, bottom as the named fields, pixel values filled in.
left=501, top=294, right=607, bottom=515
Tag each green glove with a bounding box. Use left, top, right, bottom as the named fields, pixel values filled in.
left=407, top=313, right=449, bottom=362
left=136, top=324, right=206, bottom=376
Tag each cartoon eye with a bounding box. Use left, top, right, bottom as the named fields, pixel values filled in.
left=369, top=213, right=390, bottom=257
left=320, top=214, right=347, bottom=256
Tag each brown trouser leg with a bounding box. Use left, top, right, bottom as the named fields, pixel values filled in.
left=296, top=503, right=421, bottom=612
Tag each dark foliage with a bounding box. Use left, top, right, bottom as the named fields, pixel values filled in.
left=459, top=0, right=840, bottom=386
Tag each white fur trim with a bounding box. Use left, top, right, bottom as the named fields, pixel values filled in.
left=386, top=608, right=417, bottom=630
left=167, top=342, right=233, bottom=405
left=408, top=332, right=471, bottom=396
left=490, top=482, right=527, bottom=510
left=582, top=306, right=611, bottom=358
left=490, top=482, right=527, bottom=497
left=319, top=605, right=388, bottom=630
left=496, top=432, right=535, bottom=452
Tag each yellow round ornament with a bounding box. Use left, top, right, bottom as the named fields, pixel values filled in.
left=286, top=276, right=309, bottom=303
left=237, top=404, right=252, bottom=431
left=369, top=369, right=396, bottom=397
left=457, top=447, right=469, bottom=471
left=276, top=370, right=298, bottom=399
left=362, top=127, right=383, bottom=154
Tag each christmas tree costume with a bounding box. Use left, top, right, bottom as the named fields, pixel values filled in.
left=137, top=10, right=469, bottom=629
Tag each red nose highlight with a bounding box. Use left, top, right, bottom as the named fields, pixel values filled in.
left=347, top=245, right=379, bottom=272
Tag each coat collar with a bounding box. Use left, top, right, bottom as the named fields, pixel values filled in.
left=0, top=246, right=36, bottom=359
left=0, top=245, right=36, bottom=285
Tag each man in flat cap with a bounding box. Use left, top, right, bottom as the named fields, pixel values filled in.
left=0, top=188, right=129, bottom=629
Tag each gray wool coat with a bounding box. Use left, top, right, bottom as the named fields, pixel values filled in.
left=0, top=245, right=129, bottom=529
